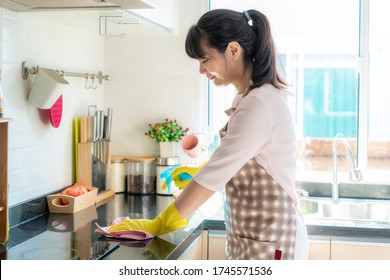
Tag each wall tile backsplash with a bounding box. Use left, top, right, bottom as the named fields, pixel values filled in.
left=2, top=8, right=105, bottom=206
left=1, top=1, right=207, bottom=207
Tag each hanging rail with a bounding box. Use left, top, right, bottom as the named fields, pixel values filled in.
left=21, top=61, right=109, bottom=85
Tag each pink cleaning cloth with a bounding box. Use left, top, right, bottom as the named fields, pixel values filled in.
left=95, top=217, right=154, bottom=240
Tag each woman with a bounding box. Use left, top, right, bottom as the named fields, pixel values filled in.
left=108, top=9, right=309, bottom=260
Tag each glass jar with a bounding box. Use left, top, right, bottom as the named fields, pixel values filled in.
left=110, top=156, right=126, bottom=193
left=126, top=156, right=156, bottom=195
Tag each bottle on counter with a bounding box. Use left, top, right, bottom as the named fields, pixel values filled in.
left=156, top=156, right=180, bottom=195
left=110, top=156, right=127, bottom=193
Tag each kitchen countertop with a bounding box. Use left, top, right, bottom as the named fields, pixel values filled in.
left=1, top=193, right=390, bottom=260
left=0, top=194, right=224, bottom=260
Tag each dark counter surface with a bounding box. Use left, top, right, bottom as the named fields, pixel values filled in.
left=1, top=193, right=390, bottom=260
left=0, top=193, right=225, bottom=260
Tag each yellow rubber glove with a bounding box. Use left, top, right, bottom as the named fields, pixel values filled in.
left=108, top=202, right=188, bottom=236
left=162, top=161, right=207, bottom=190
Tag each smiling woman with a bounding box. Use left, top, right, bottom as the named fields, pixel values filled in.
left=208, top=0, right=390, bottom=184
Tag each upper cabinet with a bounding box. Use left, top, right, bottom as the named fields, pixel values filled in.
left=122, top=0, right=177, bottom=31
left=0, top=0, right=155, bottom=12
left=0, top=0, right=177, bottom=32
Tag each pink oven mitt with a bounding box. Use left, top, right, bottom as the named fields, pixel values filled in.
left=95, top=217, right=154, bottom=240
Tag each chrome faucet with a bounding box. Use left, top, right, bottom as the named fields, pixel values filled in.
left=332, top=135, right=362, bottom=203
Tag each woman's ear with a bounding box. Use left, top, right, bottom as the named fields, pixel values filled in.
left=226, top=42, right=242, bottom=61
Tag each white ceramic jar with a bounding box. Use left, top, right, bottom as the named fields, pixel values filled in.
left=110, top=156, right=126, bottom=193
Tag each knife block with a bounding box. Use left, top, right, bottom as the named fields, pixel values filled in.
left=77, top=141, right=115, bottom=203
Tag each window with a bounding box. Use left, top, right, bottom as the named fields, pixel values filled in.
left=367, top=1, right=390, bottom=173
left=208, top=0, right=390, bottom=182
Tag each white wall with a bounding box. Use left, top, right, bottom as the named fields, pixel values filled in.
left=2, top=9, right=105, bottom=206
left=104, top=0, right=208, bottom=158
left=1, top=1, right=208, bottom=207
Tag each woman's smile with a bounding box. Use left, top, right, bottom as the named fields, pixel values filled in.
left=207, top=74, right=216, bottom=80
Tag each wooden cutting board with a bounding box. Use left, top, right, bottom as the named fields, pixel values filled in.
left=79, top=116, right=88, bottom=143
left=78, top=142, right=92, bottom=187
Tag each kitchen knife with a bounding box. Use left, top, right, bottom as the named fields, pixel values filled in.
left=104, top=108, right=113, bottom=140
left=88, top=105, right=97, bottom=143
left=98, top=110, right=107, bottom=191
left=98, top=110, right=105, bottom=141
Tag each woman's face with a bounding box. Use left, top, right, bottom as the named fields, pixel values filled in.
left=197, top=43, right=246, bottom=90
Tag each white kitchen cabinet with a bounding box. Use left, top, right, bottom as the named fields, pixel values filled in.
left=208, top=230, right=227, bottom=260
left=331, top=240, right=390, bottom=260
left=179, top=228, right=390, bottom=260
left=178, top=231, right=208, bottom=260
left=309, top=237, right=390, bottom=260
left=308, top=238, right=331, bottom=260
left=178, top=230, right=227, bottom=260
left=0, top=0, right=155, bottom=12
left=179, top=230, right=226, bottom=260
left=207, top=232, right=333, bottom=260
left=123, top=0, right=177, bottom=30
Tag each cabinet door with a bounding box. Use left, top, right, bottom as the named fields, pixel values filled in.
left=207, top=232, right=332, bottom=260
left=331, top=241, right=390, bottom=260
left=179, top=231, right=208, bottom=260
left=309, top=238, right=331, bottom=260
left=127, top=0, right=177, bottom=30
left=208, top=230, right=227, bottom=260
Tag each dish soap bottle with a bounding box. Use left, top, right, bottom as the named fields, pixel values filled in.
left=0, top=70, right=4, bottom=118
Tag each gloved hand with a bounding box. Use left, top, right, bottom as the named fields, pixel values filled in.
left=161, top=161, right=207, bottom=190
left=108, top=202, right=188, bottom=236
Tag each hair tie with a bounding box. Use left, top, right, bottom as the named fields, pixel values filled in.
left=243, top=10, right=253, bottom=26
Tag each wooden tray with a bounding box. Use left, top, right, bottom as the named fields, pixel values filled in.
left=46, top=186, right=98, bottom=214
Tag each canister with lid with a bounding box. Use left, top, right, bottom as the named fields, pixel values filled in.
left=110, top=156, right=126, bottom=193
left=127, top=156, right=156, bottom=195
left=156, top=156, right=180, bottom=195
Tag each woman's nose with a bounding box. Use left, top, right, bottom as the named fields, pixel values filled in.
left=198, top=63, right=206, bottom=74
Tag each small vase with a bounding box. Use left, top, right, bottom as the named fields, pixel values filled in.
left=159, top=141, right=176, bottom=158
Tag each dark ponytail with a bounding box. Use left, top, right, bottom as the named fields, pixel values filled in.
left=246, top=9, right=287, bottom=91
left=185, top=9, right=287, bottom=91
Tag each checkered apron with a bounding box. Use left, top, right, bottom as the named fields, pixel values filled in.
left=220, top=109, right=297, bottom=260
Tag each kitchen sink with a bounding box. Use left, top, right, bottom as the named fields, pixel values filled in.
left=298, top=199, right=319, bottom=215
left=298, top=197, right=390, bottom=224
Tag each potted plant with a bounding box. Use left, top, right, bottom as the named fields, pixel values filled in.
left=145, top=118, right=189, bottom=157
